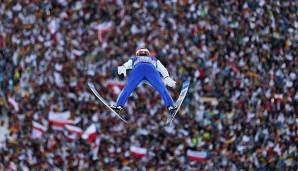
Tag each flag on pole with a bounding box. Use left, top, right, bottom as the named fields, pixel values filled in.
left=82, top=124, right=97, bottom=143
left=31, top=121, right=47, bottom=138
left=130, top=146, right=147, bottom=158
left=49, top=111, right=73, bottom=130
left=187, top=150, right=208, bottom=162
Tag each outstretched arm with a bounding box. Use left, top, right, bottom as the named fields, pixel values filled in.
left=156, top=60, right=170, bottom=78
left=118, top=59, right=132, bottom=77
left=122, top=59, right=133, bottom=70
left=156, top=60, right=176, bottom=88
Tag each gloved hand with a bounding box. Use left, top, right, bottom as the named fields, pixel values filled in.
left=118, top=66, right=127, bottom=77
left=163, top=76, right=176, bottom=88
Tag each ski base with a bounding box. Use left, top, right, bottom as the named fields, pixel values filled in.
left=88, top=81, right=128, bottom=124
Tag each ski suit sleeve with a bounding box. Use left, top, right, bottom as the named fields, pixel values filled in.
left=156, top=60, right=170, bottom=78
left=122, top=59, right=133, bottom=70
left=118, top=59, right=133, bottom=77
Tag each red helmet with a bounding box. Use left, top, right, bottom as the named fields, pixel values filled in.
left=136, top=47, right=150, bottom=56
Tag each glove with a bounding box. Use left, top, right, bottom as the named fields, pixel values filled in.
left=118, top=66, right=127, bottom=77
left=163, top=76, right=176, bottom=88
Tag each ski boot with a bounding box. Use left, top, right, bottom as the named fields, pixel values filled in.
left=166, top=105, right=177, bottom=125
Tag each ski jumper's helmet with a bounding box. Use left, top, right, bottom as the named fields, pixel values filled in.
left=136, top=48, right=150, bottom=56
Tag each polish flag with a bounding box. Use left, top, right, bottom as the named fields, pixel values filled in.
left=32, top=121, right=47, bottom=138
left=96, top=21, right=112, bottom=43
left=8, top=97, right=19, bottom=112
left=82, top=124, right=97, bottom=143
left=49, top=111, right=73, bottom=130
left=65, top=124, right=83, bottom=141
left=187, top=150, right=208, bottom=162
left=65, top=125, right=83, bottom=136
left=130, top=146, right=147, bottom=158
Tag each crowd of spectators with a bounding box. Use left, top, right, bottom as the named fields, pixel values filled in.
left=0, top=0, right=297, bottom=170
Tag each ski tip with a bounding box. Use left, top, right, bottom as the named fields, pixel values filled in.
left=184, top=80, right=190, bottom=84
left=182, top=80, right=190, bottom=87
left=87, top=81, right=94, bottom=88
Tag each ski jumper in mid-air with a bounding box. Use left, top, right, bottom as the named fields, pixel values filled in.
left=110, top=47, right=177, bottom=117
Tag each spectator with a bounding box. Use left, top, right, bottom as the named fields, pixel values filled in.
left=0, top=0, right=297, bottom=170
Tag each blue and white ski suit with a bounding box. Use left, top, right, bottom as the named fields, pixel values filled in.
left=116, top=56, right=174, bottom=107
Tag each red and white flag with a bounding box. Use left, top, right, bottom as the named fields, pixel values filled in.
left=8, top=97, right=19, bottom=112
left=31, top=121, right=47, bottom=138
left=82, top=124, right=97, bottom=143
left=65, top=124, right=83, bottom=136
left=49, top=111, right=73, bottom=130
left=65, top=124, right=83, bottom=141
left=130, top=146, right=147, bottom=158
left=96, top=21, right=112, bottom=43
left=187, top=150, right=208, bottom=162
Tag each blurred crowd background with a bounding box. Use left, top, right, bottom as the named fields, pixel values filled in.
left=0, top=0, right=297, bottom=170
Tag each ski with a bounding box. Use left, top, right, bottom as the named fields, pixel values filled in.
left=166, top=80, right=190, bottom=125
left=88, top=81, right=128, bottom=124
